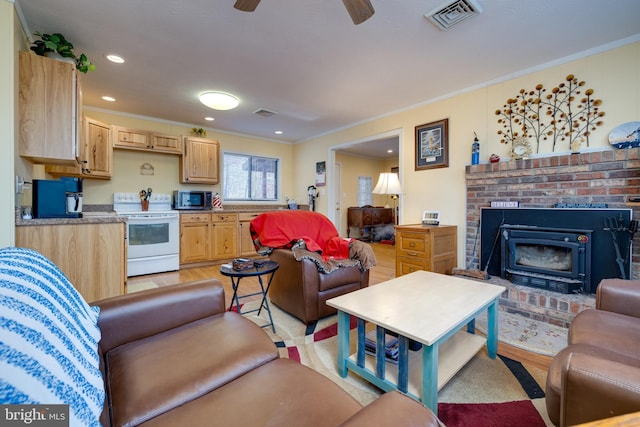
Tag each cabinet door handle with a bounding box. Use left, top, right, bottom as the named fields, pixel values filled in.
left=408, top=252, right=418, bottom=257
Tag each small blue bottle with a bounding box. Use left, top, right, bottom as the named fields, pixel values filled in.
left=471, top=135, right=480, bottom=165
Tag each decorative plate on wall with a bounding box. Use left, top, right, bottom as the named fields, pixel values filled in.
left=609, top=121, right=640, bottom=149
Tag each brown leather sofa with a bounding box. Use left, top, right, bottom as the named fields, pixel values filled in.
left=545, top=278, right=640, bottom=427
left=95, top=279, right=439, bottom=426
left=268, top=249, right=370, bottom=324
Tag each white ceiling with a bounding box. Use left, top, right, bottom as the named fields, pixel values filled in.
left=16, top=0, right=640, bottom=157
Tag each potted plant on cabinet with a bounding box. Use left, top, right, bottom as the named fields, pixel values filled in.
left=30, top=32, right=96, bottom=73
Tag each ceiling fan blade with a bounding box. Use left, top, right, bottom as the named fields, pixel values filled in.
left=342, top=0, right=375, bottom=25
left=234, top=0, right=261, bottom=12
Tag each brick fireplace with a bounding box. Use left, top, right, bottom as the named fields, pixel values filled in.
left=464, top=148, right=640, bottom=327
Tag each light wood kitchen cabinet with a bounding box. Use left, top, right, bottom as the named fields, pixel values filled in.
left=181, top=136, right=220, bottom=184
left=151, top=134, right=182, bottom=153
left=210, top=213, right=237, bottom=259
left=19, top=51, right=81, bottom=165
left=112, top=126, right=150, bottom=150
left=15, top=222, right=126, bottom=302
left=46, top=116, right=112, bottom=179
left=112, top=126, right=182, bottom=154
left=179, top=213, right=210, bottom=264
left=180, top=212, right=238, bottom=264
left=238, top=212, right=261, bottom=256
left=395, top=224, right=457, bottom=276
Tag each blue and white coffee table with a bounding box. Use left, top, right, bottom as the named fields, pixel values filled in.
left=327, top=270, right=505, bottom=414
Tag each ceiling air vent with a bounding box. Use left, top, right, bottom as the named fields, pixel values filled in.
left=253, top=108, right=278, bottom=118
left=425, top=0, right=483, bottom=30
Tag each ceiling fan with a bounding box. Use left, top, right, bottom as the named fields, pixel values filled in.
left=233, top=0, right=375, bottom=25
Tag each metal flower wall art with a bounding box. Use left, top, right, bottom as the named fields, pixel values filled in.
left=495, top=74, right=605, bottom=154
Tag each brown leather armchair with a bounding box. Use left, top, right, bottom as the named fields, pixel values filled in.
left=268, top=248, right=369, bottom=324
left=250, top=210, right=374, bottom=324
left=545, top=279, right=640, bottom=426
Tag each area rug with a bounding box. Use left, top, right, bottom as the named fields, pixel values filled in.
left=126, top=281, right=158, bottom=294
left=238, top=300, right=554, bottom=427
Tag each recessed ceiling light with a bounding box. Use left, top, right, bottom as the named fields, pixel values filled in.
left=106, top=54, right=125, bottom=63
left=274, top=131, right=283, bottom=135
left=387, top=149, right=393, bottom=153
left=199, top=92, right=239, bottom=111
left=205, top=117, right=215, bottom=121
left=102, top=96, right=116, bottom=102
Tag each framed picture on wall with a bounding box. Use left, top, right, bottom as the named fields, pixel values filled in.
left=415, top=118, right=449, bottom=170
left=316, top=161, right=326, bottom=186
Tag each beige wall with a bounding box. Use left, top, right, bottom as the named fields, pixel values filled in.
left=295, top=41, right=640, bottom=267
left=64, top=110, right=296, bottom=205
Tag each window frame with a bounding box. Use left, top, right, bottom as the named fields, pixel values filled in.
left=222, top=152, right=279, bottom=202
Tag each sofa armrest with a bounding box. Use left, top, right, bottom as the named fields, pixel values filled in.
left=560, top=352, right=640, bottom=427
left=338, top=392, right=441, bottom=427
left=596, top=279, right=640, bottom=318
left=93, top=279, right=226, bottom=353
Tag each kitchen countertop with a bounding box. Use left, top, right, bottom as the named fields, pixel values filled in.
left=15, top=211, right=126, bottom=227
left=15, top=204, right=310, bottom=226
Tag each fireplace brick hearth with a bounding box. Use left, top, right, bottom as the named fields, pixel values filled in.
left=464, top=148, right=640, bottom=326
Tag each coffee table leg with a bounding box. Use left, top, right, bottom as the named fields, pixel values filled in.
left=487, top=299, right=499, bottom=359
left=422, top=343, right=439, bottom=414
left=336, top=310, right=350, bottom=378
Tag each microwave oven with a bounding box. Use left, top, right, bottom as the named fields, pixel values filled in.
left=173, top=190, right=213, bottom=210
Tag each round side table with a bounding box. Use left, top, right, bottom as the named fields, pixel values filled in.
left=220, top=260, right=279, bottom=333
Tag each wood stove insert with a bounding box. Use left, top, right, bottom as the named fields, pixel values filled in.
left=500, top=225, right=592, bottom=294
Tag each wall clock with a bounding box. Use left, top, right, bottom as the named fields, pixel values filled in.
left=511, top=137, right=532, bottom=159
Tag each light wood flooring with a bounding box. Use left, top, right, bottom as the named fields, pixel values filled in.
left=127, top=242, right=551, bottom=370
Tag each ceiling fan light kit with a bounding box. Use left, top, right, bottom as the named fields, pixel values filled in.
left=234, top=0, right=375, bottom=25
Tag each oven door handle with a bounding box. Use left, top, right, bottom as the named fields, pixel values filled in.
left=128, top=214, right=179, bottom=221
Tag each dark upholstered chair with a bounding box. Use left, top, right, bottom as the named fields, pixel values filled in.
left=545, top=279, right=640, bottom=426
left=250, top=210, right=373, bottom=324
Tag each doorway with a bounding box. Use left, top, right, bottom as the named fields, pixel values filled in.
left=327, top=129, right=402, bottom=232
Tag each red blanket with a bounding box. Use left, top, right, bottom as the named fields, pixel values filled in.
left=250, top=211, right=353, bottom=260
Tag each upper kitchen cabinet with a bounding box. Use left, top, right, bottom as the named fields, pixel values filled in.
left=181, top=136, right=219, bottom=184
left=112, top=126, right=182, bottom=154
left=19, top=51, right=81, bottom=165
left=47, top=116, right=112, bottom=179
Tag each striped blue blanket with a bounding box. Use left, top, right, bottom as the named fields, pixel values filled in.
left=0, top=247, right=104, bottom=426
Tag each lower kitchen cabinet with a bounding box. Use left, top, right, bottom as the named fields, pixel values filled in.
left=179, top=213, right=210, bottom=264
left=238, top=212, right=261, bottom=256
left=179, top=212, right=237, bottom=265
left=210, top=213, right=237, bottom=259
left=395, top=224, right=457, bottom=276
left=15, top=222, right=126, bottom=302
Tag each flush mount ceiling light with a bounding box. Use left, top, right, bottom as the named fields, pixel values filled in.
left=106, top=54, right=125, bottom=63
left=199, top=92, right=240, bottom=111
left=102, top=96, right=116, bottom=102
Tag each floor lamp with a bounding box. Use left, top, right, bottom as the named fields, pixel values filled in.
left=372, top=172, right=402, bottom=225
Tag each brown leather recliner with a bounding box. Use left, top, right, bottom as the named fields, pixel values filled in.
left=250, top=210, right=374, bottom=324
left=545, top=278, right=640, bottom=426
left=268, top=248, right=370, bottom=324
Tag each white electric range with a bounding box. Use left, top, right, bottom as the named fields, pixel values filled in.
left=113, top=192, right=179, bottom=277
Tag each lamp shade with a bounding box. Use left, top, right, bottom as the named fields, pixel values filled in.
left=372, top=172, right=402, bottom=195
